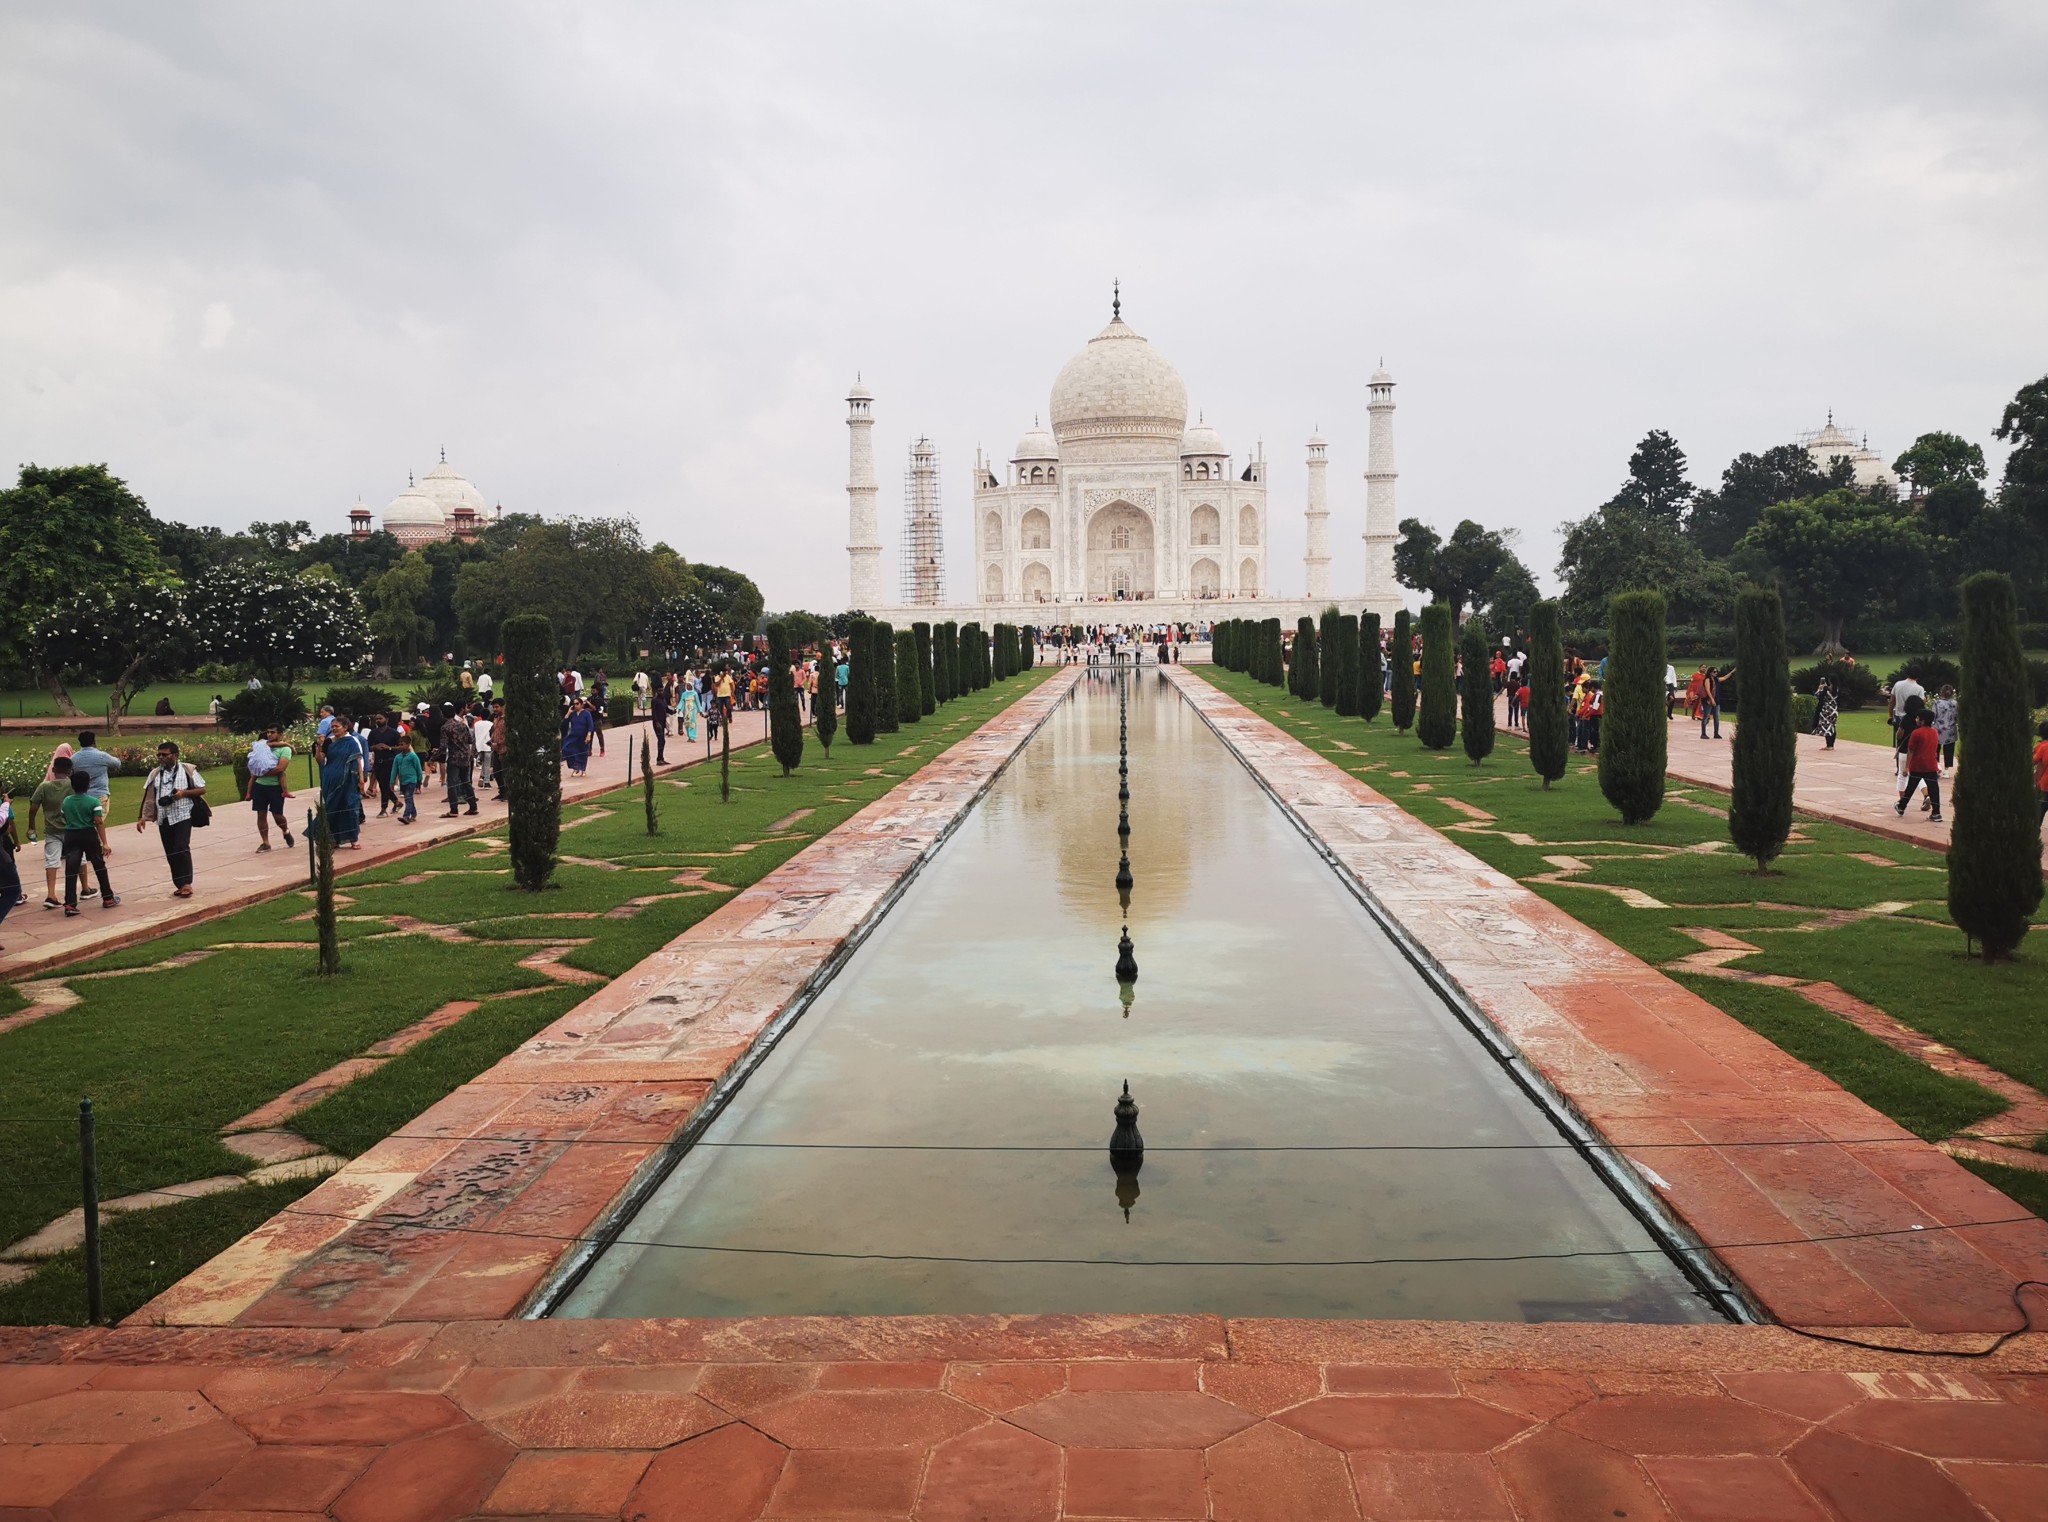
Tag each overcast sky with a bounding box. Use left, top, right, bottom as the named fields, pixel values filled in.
left=3, top=1, right=2044, bottom=611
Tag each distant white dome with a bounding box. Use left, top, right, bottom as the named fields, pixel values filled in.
left=381, top=485, right=445, bottom=528
left=847, top=376, right=872, bottom=400
left=1307, top=430, right=1327, bottom=448
left=1181, top=421, right=1227, bottom=457
left=1049, top=316, right=1188, bottom=453
left=1370, top=365, right=1394, bottom=386
left=1012, top=425, right=1058, bottom=462
left=416, top=457, right=488, bottom=521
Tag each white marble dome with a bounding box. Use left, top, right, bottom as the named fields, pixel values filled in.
left=382, top=484, right=445, bottom=528
left=1012, top=425, right=1058, bottom=462
left=1049, top=317, right=1188, bottom=453
left=1181, top=420, right=1227, bottom=457
left=416, top=458, right=489, bottom=521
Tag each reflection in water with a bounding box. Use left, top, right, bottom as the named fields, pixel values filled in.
left=557, top=678, right=1718, bottom=1323
left=1111, top=1083, right=1146, bottom=1223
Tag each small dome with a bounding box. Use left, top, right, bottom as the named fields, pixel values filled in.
left=1182, top=421, right=1227, bottom=457
left=382, top=485, right=445, bottom=528
left=1307, top=430, right=1327, bottom=448
left=847, top=376, right=872, bottom=400
left=1049, top=317, right=1188, bottom=448
left=1370, top=365, right=1394, bottom=386
left=1012, top=425, right=1058, bottom=462
left=416, top=458, right=489, bottom=521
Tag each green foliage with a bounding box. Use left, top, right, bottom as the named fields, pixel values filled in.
left=1394, top=517, right=1528, bottom=621
left=1886, top=654, right=1962, bottom=693
left=1741, top=489, right=1928, bottom=656
left=894, top=629, right=922, bottom=725
left=814, top=644, right=839, bottom=755
left=1390, top=609, right=1415, bottom=733
left=1527, top=600, right=1568, bottom=788
left=1292, top=618, right=1316, bottom=699
left=774, top=608, right=831, bottom=649
left=1318, top=609, right=1338, bottom=707
left=1993, top=376, right=2048, bottom=535
left=0, top=464, right=163, bottom=673
left=314, top=796, right=340, bottom=976
left=501, top=613, right=561, bottom=890
left=934, top=622, right=955, bottom=704
left=1459, top=619, right=1494, bottom=764
left=913, top=622, right=936, bottom=714
left=1360, top=612, right=1384, bottom=722
left=1559, top=500, right=1734, bottom=631
left=1264, top=618, right=1284, bottom=686
left=845, top=619, right=875, bottom=745
left=1791, top=660, right=1881, bottom=710
left=216, top=683, right=308, bottom=735
left=1687, top=444, right=1836, bottom=559
left=1416, top=603, right=1457, bottom=749
left=1598, top=590, right=1669, bottom=824
left=767, top=621, right=804, bottom=776
left=1020, top=626, right=1035, bottom=668
left=1333, top=614, right=1360, bottom=717
left=1948, top=573, right=2043, bottom=959
left=366, top=553, right=433, bottom=668
left=319, top=683, right=401, bottom=722
left=644, top=592, right=724, bottom=657
left=1729, top=588, right=1796, bottom=870
left=642, top=734, right=658, bottom=833
left=874, top=620, right=900, bottom=733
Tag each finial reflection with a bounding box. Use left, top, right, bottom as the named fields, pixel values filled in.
left=1109, top=1080, right=1145, bottom=1222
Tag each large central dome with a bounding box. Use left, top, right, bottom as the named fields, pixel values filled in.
left=1048, top=316, right=1188, bottom=459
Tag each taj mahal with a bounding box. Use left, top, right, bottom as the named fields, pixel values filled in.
left=848, top=293, right=1404, bottom=628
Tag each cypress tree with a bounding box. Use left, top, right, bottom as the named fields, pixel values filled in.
left=814, top=643, right=839, bottom=756
left=1230, top=619, right=1245, bottom=673
left=1021, top=626, right=1035, bottom=669
left=767, top=620, right=804, bottom=776
left=313, top=794, right=339, bottom=975
left=845, top=619, right=875, bottom=745
left=913, top=622, right=936, bottom=714
left=1360, top=612, right=1384, bottom=722
left=1599, top=590, right=1668, bottom=825
left=1390, top=609, right=1416, bottom=733
left=934, top=622, right=955, bottom=704
left=949, top=620, right=967, bottom=694
left=501, top=612, right=561, bottom=890
left=996, top=624, right=1015, bottom=679
left=1334, top=613, right=1360, bottom=716
left=1527, top=600, right=1568, bottom=789
left=895, top=629, right=922, bottom=724
left=1004, top=623, right=1020, bottom=677
left=958, top=622, right=977, bottom=691
left=1294, top=617, right=1317, bottom=700
left=1949, top=572, right=2043, bottom=959
left=1416, top=603, right=1457, bottom=749
left=1267, top=618, right=1284, bottom=685
left=1460, top=619, right=1495, bottom=764
left=1319, top=609, right=1340, bottom=707
left=1216, top=620, right=1231, bottom=670
left=874, top=620, right=900, bottom=733
left=1728, top=588, right=1795, bottom=870
left=642, top=734, right=659, bottom=833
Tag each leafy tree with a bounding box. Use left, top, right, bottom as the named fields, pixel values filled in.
left=1390, top=609, right=1416, bottom=733
left=1334, top=614, right=1360, bottom=717
left=814, top=641, right=839, bottom=755
left=501, top=613, right=561, bottom=890
left=1739, top=488, right=1928, bottom=656
left=367, top=554, right=434, bottom=669
left=1598, top=591, right=1668, bottom=824
left=775, top=609, right=831, bottom=649
left=687, top=562, right=766, bottom=638
left=1893, top=431, right=1987, bottom=497
left=767, top=621, right=804, bottom=776
left=1293, top=617, right=1317, bottom=700
left=644, top=593, right=725, bottom=659
left=1559, top=502, right=1735, bottom=630
left=32, top=584, right=191, bottom=732
left=1526, top=600, right=1568, bottom=789
left=914, top=622, right=936, bottom=713
left=1729, top=587, right=1795, bottom=871
left=1993, top=375, right=2048, bottom=535
left=874, top=621, right=900, bottom=733
left=186, top=564, right=371, bottom=678
left=0, top=464, right=164, bottom=695
left=1948, top=573, right=2043, bottom=959
left=1394, top=517, right=1519, bottom=619
left=844, top=619, right=876, bottom=745
left=1610, top=430, right=1695, bottom=524
left=1686, top=444, right=1838, bottom=559
left=894, top=629, right=922, bottom=725
left=287, top=528, right=407, bottom=591
left=1360, top=612, right=1384, bottom=722
left=1478, top=551, right=1539, bottom=638
left=1459, top=620, right=1494, bottom=763
left=1416, top=603, right=1457, bottom=749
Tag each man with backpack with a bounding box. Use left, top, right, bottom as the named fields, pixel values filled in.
left=136, top=741, right=208, bottom=898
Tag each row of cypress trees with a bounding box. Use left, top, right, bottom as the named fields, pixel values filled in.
left=838, top=614, right=1036, bottom=751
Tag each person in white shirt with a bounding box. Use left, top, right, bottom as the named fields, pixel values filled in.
left=471, top=711, right=494, bottom=785
left=476, top=670, right=493, bottom=700
left=137, top=741, right=207, bottom=898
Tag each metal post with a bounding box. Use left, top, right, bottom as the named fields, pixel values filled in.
left=306, top=809, right=316, bottom=888
left=79, top=1098, right=102, bottom=1324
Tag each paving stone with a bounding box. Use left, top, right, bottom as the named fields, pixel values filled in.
left=481, top=1449, right=654, bottom=1515
left=815, top=1362, right=946, bottom=1391
left=0, top=1366, right=94, bottom=1411
left=1642, top=1456, right=1829, bottom=1522
left=1455, top=1370, right=1596, bottom=1422
left=1205, top=1419, right=1362, bottom=1522
left=1067, top=1361, right=1202, bottom=1393
left=1783, top=1428, right=1985, bottom=1522
left=1197, top=1363, right=1320, bottom=1417
left=193, top=1442, right=372, bottom=1510
left=1827, top=1398, right=2048, bottom=1461
left=1348, top=1451, right=1514, bottom=1520
left=330, top=1419, right=515, bottom=1522
left=1005, top=1391, right=1256, bottom=1450
left=942, top=1363, right=1065, bottom=1414
left=49, top=1415, right=252, bottom=1522
left=914, top=1420, right=1060, bottom=1521
left=1716, top=1372, right=1867, bottom=1424
left=623, top=1421, right=784, bottom=1522
left=1494, top=1427, right=1674, bottom=1522
left=1326, top=1366, right=1460, bottom=1396
left=236, top=1390, right=466, bottom=1445
left=1064, top=1447, right=1210, bottom=1518
left=1558, top=1392, right=1808, bottom=1456
left=483, top=1382, right=725, bottom=1450
left=0, top=1442, right=121, bottom=1508
left=1944, top=1460, right=2048, bottom=1522
left=1275, top=1396, right=1533, bottom=1453
left=0, top=1388, right=219, bottom=1444
left=748, top=1391, right=984, bottom=1451
left=764, top=1447, right=922, bottom=1516
left=696, top=1363, right=820, bottom=1416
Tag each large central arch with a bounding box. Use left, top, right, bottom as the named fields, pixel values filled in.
left=1086, top=501, right=1155, bottom=600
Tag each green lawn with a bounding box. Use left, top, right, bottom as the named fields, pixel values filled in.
left=0, top=670, right=1052, bottom=1323
left=0, top=681, right=230, bottom=722
left=1202, top=668, right=2046, bottom=1218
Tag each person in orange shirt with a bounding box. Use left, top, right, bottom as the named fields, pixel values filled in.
left=2034, top=720, right=2048, bottom=823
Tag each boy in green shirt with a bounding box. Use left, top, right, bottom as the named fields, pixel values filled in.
left=60, top=771, right=118, bottom=914
left=26, top=756, right=80, bottom=908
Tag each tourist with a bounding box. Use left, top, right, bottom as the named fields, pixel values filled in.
left=2034, top=721, right=2048, bottom=822
left=1663, top=662, right=1679, bottom=719
left=153, top=695, right=175, bottom=716
left=834, top=647, right=849, bottom=705
left=367, top=712, right=402, bottom=817
left=391, top=734, right=424, bottom=824
left=650, top=680, right=672, bottom=765
left=27, top=755, right=79, bottom=907
left=320, top=715, right=367, bottom=849
left=712, top=665, right=736, bottom=730
left=315, top=704, right=336, bottom=741
left=476, top=667, right=493, bottom=703
left=681, top=679, right=701, bottom=744
left=61, top=769, right=119, bottom=914
left=1896, top=710, right=1943, bottom=823
left=1889, top=670, right=1927, bottom=745
left=490, top=699, right=508, bottom=797
left=0, top=791, right=19, bottom=949
left=438, top=703, right=479, bottom=816
left=1814, top=674, right=1838, bottom=749
left=1698, top=668, right=1722, bottom=740
left=247, top=725, right=295, bottom=851
left=208, top=693, right=225, bottom=721
left=561, top=697, right=597, bottom=777
left=69, top=730, right=121, bottom=804
left=1933, top=685, right=1958, bottom=771
left=459, top=664, right=475, bottom=698
left=1581, top=681, right=1603, bottom=754
left=471, top=704, right=494, bottom=788
left=1507, top=676, right=1527, bottom=731
left=136, top=741, right=207, bottom=898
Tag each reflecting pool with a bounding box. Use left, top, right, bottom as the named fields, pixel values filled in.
left=557, top=674, right=1718, bottom=1322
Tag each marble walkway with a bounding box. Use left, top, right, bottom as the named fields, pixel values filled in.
left=0, top=712, right=768, bottom=980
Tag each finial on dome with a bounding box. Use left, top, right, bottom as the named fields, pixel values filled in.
left=408, top=471, right=414, bottom=487
left=1827, top=407, right=1833, bottom=426
left=439, top=445, right=446, bottom=464
left=1112, top=279, right=1120, bottom=321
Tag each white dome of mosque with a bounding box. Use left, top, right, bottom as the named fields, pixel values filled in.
left=416, top=455, right=489, bottom=520
left=1049, top=314, right=1188, bottom=447
left=1012, top=424, right=1058, bottom=461
left=1370, top=365, right=1394, bottom=386
left=1181, top=420, right=1227, bottom=457
left=381, top=483, right=445, bottom=527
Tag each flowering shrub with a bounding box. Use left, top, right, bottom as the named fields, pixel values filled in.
left=0, top=754, right=46, bottom=799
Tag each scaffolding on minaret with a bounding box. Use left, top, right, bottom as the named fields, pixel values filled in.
left=900, top=436, right=945, bottom=606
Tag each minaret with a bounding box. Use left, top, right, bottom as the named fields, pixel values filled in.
left=1363, top=363, right=1398, bottom=610
left=1303, top=430, right=1330, bottom=600
left=846, top=377, right=883, bottom=610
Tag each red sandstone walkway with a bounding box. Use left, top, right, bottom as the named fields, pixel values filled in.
left=0, top=713, right=767, bottom=980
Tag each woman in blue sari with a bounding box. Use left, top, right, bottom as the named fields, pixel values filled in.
left=320, top=716, right=367, bottom=848
left=561, top=698, right=596, bottom=776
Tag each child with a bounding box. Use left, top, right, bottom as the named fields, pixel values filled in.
left=2034, top=721, right=2048, bottom=823
left=392, top=739, right=426, bottom=825
left=1897, top=710, right=1944, bottom=824
left=1933, top=685, right=1958, bottom=770
left=60, top=770, right=119, bottom=914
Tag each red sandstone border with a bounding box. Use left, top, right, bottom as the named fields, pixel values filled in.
left=1168, top=668, right=2048, bottom=1339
